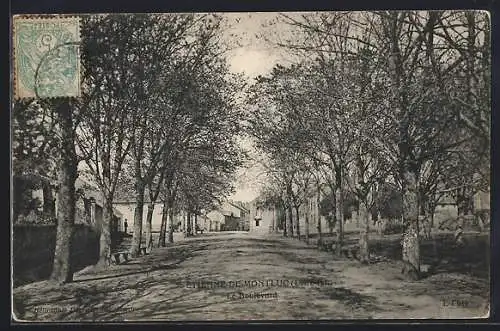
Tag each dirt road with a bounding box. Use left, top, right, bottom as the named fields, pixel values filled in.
left=13, top=232, right=489, bottom=321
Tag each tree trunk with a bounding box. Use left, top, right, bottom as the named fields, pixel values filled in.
left=329, top=192, right=336, bottom=234
left=51, top=100, right=77, bottom=283
left=335, top=186, right=345, bottom=256
left=430, top=203, right=436, bottom=228
left=354, top=208, right=359, bottom=228
left=287, top=206, right=294, bottom=237
left=183, top=211, right=188, bottom=237
left=358, top=201, right=370, bottom=264
left=304, top=203, right=310, bottom=243
left=385, top=12, right=420, bottom=280
left=271, top=207, right=276, bottom=233
left=317, top=186, right=322, bottom=244
left=194, top=214, right=198, bottom=235
left=130, top=181, right=145, bottom=257
left=166, top=209, right=173, bottom=239
left=282, top=207, right=287, bottom=237
left=419, top=193, right=428, bottom=216
left=295, top=206, right=301, bottom=240
left=145, top=203, right=154, bottom=253
left=158, top=201, right=168, bottom=247
left=42, top=181, right=55, bottom=221
left=186, top=211, right=192, bottom=236
left=372, top=211, right=379, bottom=226
left=98, top=198, right=114, bottom=267
left=167, top=205, right=175, bottom=243
left=457, top=193, right=474, bottom=217
left=401, top=170, right=421, bottom=280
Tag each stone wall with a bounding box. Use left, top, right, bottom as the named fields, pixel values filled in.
left=13, top=224, right=100, bottom=287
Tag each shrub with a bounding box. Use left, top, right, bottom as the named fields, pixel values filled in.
left=382, top=219, right=405, bottom=235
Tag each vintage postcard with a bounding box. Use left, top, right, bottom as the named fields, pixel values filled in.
left=11, top=11, right=491, bottom=322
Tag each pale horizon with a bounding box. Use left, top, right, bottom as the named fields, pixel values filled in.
left=224, top=13, right=293, bottom=203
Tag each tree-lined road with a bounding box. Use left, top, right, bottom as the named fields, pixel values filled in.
left=13, top=232, right=488, bottom=321
left=12, top=12, right=490, bottom=323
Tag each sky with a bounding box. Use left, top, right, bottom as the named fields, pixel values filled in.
left=222, top=12, right=299, bottom=78
left=222, top=13, right=290, bottom=202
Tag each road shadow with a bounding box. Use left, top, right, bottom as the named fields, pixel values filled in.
left=369, top=233, right=489, bottom=279
left=74, top=243, right=210, bottom=281
left=320, top=286, right=383, bottom=312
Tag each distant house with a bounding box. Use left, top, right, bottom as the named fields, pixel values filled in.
left=114, top=199, right=252, bottom=235
left=206, top=200, right=250, bottom=231
left=247, top=187, right=331, bottom=236
left=205, top=209, right=224, bottom=232
left=247, top=198, right=279, bottom=234
left=28, top=178, right=123, bottom=233
left=74, top=180, right=124, bottom=234
left=196, top=214, right=212, bottom=232
left=434, top=187, right=490, bottom=217
left=474, top=190, right=490, bottom=212
left=113, top=200, right=166, bottom=234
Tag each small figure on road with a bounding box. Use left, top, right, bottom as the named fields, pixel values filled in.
left=124, top=219, right=128, bottom=234
left=454, top=225, right=465, bottom=247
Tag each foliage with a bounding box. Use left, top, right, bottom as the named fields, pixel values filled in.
left=382, top=219, right=406, bottom=235
left=374, top=183, right=404, bottom=220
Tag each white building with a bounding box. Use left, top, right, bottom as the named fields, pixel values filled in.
left=206, top=200, right=250, bottom=231
left=113, top=201, right=167, bottom=233
left=247, top=191, right=332, bottom=236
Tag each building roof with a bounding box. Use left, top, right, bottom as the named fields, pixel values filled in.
left=226, top=201, right=250, bottom=213
left=75, top=179, right=124, bottom=218
left=113, top=208, right=123, bottom=218
left=222, top=210, right=233, bottom=217
left=75, top=178, right=108, bottom=209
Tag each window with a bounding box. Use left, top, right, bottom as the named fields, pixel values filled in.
left=255, top=220, right=260, bottom=227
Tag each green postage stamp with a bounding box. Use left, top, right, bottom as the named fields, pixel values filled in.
left=13, top=16, right=81, bottom=99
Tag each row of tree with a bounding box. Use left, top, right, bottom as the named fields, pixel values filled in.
left=246, top=11, right=490, bottom=279
left=12, top=14, right=244, bottom=283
